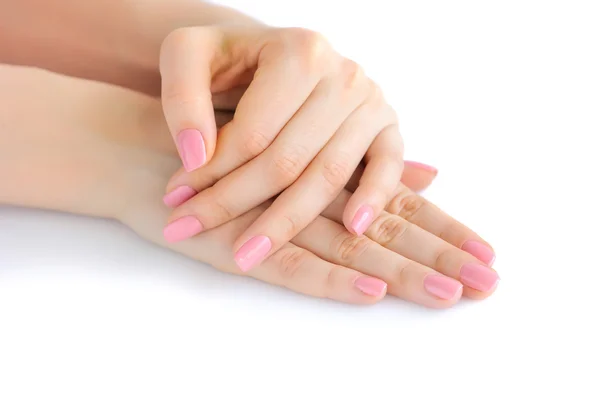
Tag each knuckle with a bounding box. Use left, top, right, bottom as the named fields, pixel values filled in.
left=209, top=196, right=235, bottom=222
left=392, top=262, right=417, bottom=295
left=241, top=129, right=271, bottom=158
left=279, top=213, right=301, bottom=237
left=273, top=247, right=309, bottom=281
left=332, top=232, right=371, bottom=263
left=321, top=158, right=352, bottom=193
left=371, top=214, right=410, bottom=247
left=387, top=190, right=426, bottom=222
left=281, top=28, right=331, bottom=71
left=161, top=27, right=195, bottom=54
left=272, top=147, right=308, bottom=184
left=339, top=58, right=366, bottom=91
left=433, top=248, right=454, bottom=275
left=189, top=169, right=219, bottom=191
left=367, top=83, right=386, bottom=107
left=322, top=267, right=339, bottom=300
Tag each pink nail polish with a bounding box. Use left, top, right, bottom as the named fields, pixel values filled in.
left=354, top=276, right=387, bottom=297
left=460, top=263, right=499, bottom=292
left=163, top=186, right=197, bottom=208
left=177, top=129, right=206, bottom=172
left=462, top=241, right=496, bottom=266
left=234, top=236, right=272, bottom=272
left=424, top=274, right=463, bottom=300
left=163, top=216, right=203, bottom=243
left=351, top=205, right=375, bottom=236
left=404, top=160, right=438, bottom=174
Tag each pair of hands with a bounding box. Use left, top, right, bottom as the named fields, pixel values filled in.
left=0, top=61, right=498, bottom=308
left=150, top=25, right=499, bottom=306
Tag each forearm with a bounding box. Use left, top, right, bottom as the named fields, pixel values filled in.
left=0, top=64, right=169, bottom=218
left=0, top=0, right=261, bottom=95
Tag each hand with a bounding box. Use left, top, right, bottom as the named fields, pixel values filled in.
left=1, top=65, right=497, bottom=309
left=123, top=145, right=498, bottom=309
left=159, top=26, right=405, bottom=271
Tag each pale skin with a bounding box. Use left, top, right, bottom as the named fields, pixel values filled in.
left=0, top=65, right=499, bottom=307
left=0, top=0, right=499, bottom=305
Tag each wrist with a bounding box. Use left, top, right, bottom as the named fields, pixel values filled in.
left=0, top=66, right=163, bottom=220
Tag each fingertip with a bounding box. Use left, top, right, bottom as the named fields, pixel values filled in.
left=354, top=275, right=388, bottom=299
left=177, top=129, right=207, bottom=172
left=349, top=204, right=375, bottom=236
left=404, top=160, right=438, bottom=175
left=163, top=185, right=197, bottom=208
left=234, top=235, right=272, bottom=272
left=401, top=160, right=439, bottom=193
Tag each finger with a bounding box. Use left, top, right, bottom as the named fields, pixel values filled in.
left=166, top=29, right=327, bottom=194
left=347, top=161, right=437, bottom=194
left=365, top=212, right=500, bottom=298
left=163, top=155, right=435, bottom=210
left=384, top=183, right=496, bottom=265
left=401, top=161, right=438, bottom=192
left=160, top=27, right=219, bottom=171
left=251, top=244, right=387, bottom=304
left=231, top=93, right=387, bottom=272
left=291, top=216, right=463, bottom=308
left=321, top=190, right=499, bottom=298
left=342, top=123, right=403, bottom=236
left=163, top=60, right=367, bottom=245
left=167, top=204, right=386, bottom=305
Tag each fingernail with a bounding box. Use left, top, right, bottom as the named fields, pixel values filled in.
left=234, top=235, right=272, bottom=272
left=177, top=129, right=206, bottom=172
left=351, top=205, right=375, bottom=236
left=354, top=276, right=387, bottom=297
left=460, top=263, right=500, bottom=292
left=163, top=186, right=197, bottom=208
left=163, top=216, right=203, bottom=243
left=461, top=240, right=496, bottom=266
left=404, top=160, right=438, bottom=174
left=424, top=274, right=463, bottom=300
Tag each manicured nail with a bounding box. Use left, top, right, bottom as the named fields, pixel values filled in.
left=163, top=186, right=197, bottom=208
left=163, top=216, right=203, bottom=243
left=354, top=276, right=387, bottom=297
left=177, top=129, right=206, bottom=172
left=404, top=160, right=438, bottom=174
left=460, top=263, right=500, bottom=292
left=424, top=274, right=463, bottom=300
left=351, top=205, right=375, bottom=236
left=234, top=236, right=272, bottom=272
left=462, top=240, right=496, bottom=266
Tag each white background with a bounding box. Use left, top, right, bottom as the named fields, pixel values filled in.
left=1, top=1, right=599, bottom=398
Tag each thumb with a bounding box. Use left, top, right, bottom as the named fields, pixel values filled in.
left=159, top=27, right=219, bottom=172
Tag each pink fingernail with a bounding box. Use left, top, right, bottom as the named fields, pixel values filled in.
left=460, top=263, right=500, bottom=292
left=404, top=160, right=438, bottom=174
left=354, top=276, right=387, bottom=297
left=177, top=129, right=206, bottom=172
left=163, top=186, right=197, bottom=208
left=424, top=274, right=463, bottom=300
left=462, top=240, right=496, bottom=266
left=234, top=236, right=272, bottom=272
left=163, top=216, right=203, bottom=243
left=351, top=205, right=375, bottom=236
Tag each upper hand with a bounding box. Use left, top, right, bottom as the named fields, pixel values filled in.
left=159, top=26, right=404, bottom=271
